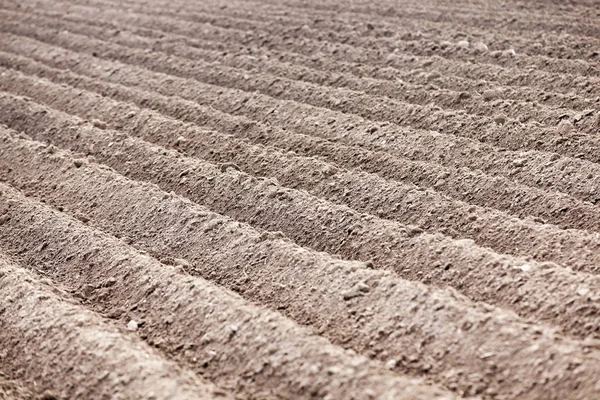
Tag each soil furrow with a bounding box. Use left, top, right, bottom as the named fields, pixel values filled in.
left=250, top=0, right=600, bottom=26
left=0, top=253, right=223, bottom=400
left=3, top=48, right=600, bottom=239
left=2, top=129, right=600, bottom=399
left=236, top=0, right=600, bottom=45
left=6, top=1, right=599, bottom=114
left=62, top=0, right=600, bottom=98
left=7, top=7, right=597, bottom=135
left=4, top=67, right=600, bottom=277
left=109, top=0, right=600, bottom=74
left=57, top=0, right=600, bottom=64
left=7, top=88, right=600, bottom=341
left=3, top=32, right=600, bottom=204
left=3, top=0, right=600, bottom=398
left=0, top=182, right=456, bottom=400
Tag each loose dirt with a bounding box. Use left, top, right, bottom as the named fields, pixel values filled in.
left=1, top=0, right=600, bottom=399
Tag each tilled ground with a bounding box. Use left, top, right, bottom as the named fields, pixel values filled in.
left=0, top=0, right=600, bottom=399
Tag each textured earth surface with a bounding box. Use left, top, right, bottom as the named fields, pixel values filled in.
left=1, top=0, right=600, bottom=399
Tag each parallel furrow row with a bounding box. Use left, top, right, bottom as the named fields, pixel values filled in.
left=122, top=0, right=600, bottom=71
left=64, top=0, right=600, bottom=65
left=6, top=7, right=598, bottom=134
left=18, top=0, right=598, bottom=114
left=3, top=31, right=600, bottom=206
left=2, top=129, right=600, bottom=399
left=7, top=88, right=600, bottom=342
left=4, top=66, right=600, bottom=277
left=0, top=177, right=460, bottom=400
left=243, top=0, right=600, bottom=44
left=0, top=253, right=225, bottom=400
left=3, top=44, right=600, bottom=238
left=71, top=0, right=600, bottom=98
left=4, top=2, right=600, bottom=399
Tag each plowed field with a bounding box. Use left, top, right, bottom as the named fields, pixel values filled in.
left=1, top=0, right=600, bottom=399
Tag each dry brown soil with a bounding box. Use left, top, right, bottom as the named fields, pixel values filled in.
left=1, top=0, right=600, bottom=399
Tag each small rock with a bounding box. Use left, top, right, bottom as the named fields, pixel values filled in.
left=474, top=42, right=488, bottom=52
left=385, top=359, right=397, bottom=369
left=82, top=284, right=95, bottom=298
left=504, top=48, right=517, bottom=57
left=557, top=119, right=574, bottom=133
left=493, top=114, right=507, bottom=125
left=342, top=287, right=362, bottom=301
left=357, top=281, right=370, bottom=293
left=220, top=162, right=241, bottom=172
left=173, top=258, right=191, bottom=268
left=426, top=71, right=441, bottom=81
left=73, top=159, right=85, bottom=168
left=406, top=226, right=423, bottom=237
left=41, top=391, right=58, bottom=400
left=482, top=88, right=502, bottom=101
left=102, top=277, right=117, bottom=287
left=92, top=119, right=107, bottom=129
left=512, top=159, right=526, bottom=168
left=0, top=215, right=9, bottom=225
left=127, top=320, right=139, bottom=331
left=456, top=40, right=469, bottom=49
left=578, top=287, right=590, bottom=297
left=108, top=307, right=125, bottom=319
left=514, top=264, right=533, bottom=272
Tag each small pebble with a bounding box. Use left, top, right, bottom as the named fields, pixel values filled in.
left=41, top=391, right=58, bottom=400
left=474, top=42, right=488, bottom=52
left=512, top=159, right=526, bottom=168
left=493, top=114, right=507, bottom=125
left=578, top=287, right=590, bottom=297
left=482, top=88, right=502, bottom=101
left=515, top=264, right=533, bottom=272
left=73, top=159, right=84, bottom=168
left=385, top=359, right=397, bottom=369
left=91, top=119, right=107, bottom=129
left=357, top=281, right=370, bottom=293
left=173, top=258, right=191, bottom=268
left=427, top=71, right=441, bottom=81
left=456, top=40, right=469, bottom=49
left=557, top=119, right=574, bottom=133
left=82, top=284, right=95, bottom=298
left=127, top=320, right=139, bottom=331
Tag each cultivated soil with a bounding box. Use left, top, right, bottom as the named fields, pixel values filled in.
left=1, top=0, right=600, bottom=399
